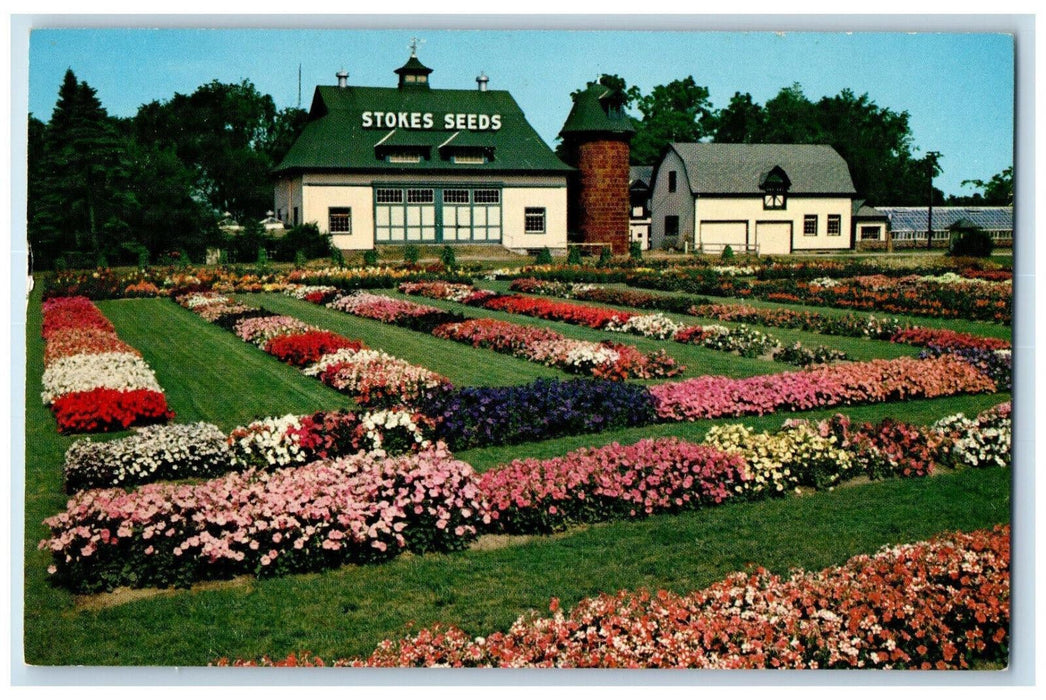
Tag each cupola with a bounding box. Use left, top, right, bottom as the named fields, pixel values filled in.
left=395, top=42, right=433, bottom=89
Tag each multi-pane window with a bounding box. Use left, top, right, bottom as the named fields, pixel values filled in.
left=407, top=189, right=434, bottom=203
left=860, top=226, right=881, bottom=240
left=668, top=171, right=677, bottom=193
left=474, top=189, right=500, bottom=204
left=443, top=189, right=470, bottom=204
left=524, top=207, right=546, bottom=233
left=328, top=207, right=352, bottom=233
left=665, top=215, right=680, bottom=237
left=804, top=215, right=818, bottom=235
left=827, top=214, right=842, bottom=236
left=376, top=189, right=403, bottom=203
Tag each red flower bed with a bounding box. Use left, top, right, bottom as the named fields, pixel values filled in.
left=52, top=388, right=173, bottom=434
left=41, top=296, right=115, bottom=337
left=890, top=327, right=1010, bottom=352
left=222, top=525, right=1009, bottom=669
left=482, top=294, right=634, bottom=329
left=264, top=331, right=366, bottom=367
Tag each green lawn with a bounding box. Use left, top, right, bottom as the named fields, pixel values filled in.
left=23, top=283, right=1013, bottom=666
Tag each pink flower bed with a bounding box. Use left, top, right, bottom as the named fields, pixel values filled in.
left=650, top=355, right=997, bottom=421
left=480, top=438, right=747, bottom=533
left=310, top=349, right=452, bottom=409
left=327, top=292, right=445, bottom=323
left=233, top=315, right=313, bottom=347
left=39, top=445, right=489, bottom=593
left=224, top=525, right=1009, bottom=669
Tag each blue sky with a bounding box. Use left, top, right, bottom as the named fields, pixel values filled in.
left=26, top=24, right=1016, bottom=197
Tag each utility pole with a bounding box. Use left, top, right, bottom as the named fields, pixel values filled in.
left=926, top=151, right=942, bottom=251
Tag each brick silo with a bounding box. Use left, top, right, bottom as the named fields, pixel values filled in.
left=559, top=83, right=635, bottom=254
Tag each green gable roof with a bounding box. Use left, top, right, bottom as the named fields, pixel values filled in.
left=559, top=84, right=637, bottom=137
left=273, top=83, right=571, bottom=175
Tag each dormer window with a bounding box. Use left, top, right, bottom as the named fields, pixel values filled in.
left=759, top=165, right=791, bottom=211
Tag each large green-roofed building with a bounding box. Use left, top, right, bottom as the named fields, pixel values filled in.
left=273, top=51, right=572, bottom=252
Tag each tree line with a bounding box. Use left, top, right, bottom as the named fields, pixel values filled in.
left=27, top=69, right=311, bottom=270
left=27, top=69, right=1012, bottom=271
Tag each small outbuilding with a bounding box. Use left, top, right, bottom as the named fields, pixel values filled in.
left=649, top=143, right=857, bottom=254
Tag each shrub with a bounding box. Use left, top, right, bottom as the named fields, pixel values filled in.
left=597, top=246, right=613, bottom=267
left=440, top=245, right=457, bottom=268
left=629, top=241, right=643, bottom=261
left=403, top=244, right=420, bottom=264
left=721, top=245, right=735, bottom=261
left=566, top=246, right=582, bottom=265
left=534, top=247, right=553, bottom=265
left=949, top=228, right=994, bottom=258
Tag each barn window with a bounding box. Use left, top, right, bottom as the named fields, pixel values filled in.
left=524, top=208, right=546, bottom=233
left=328, top=208, right=352, bottom=234
left=804, top=215, right=818, bottom=236
left=668, top=171, right=677, bottom=193
left=827, top=215, right=842, bottom=236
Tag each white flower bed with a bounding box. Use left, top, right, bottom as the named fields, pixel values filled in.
left=63, top=422, right=231, bottom=492
left=604, top=312, right=685, bottom=340
left=228, top=414, right=309, bottom=469
left=933, top=403, right=1012, bottom=468
left=41, top=352, right=164, bottom=405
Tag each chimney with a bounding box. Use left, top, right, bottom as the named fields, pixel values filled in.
left=336, top=69, right=349, bottom=88
left=476, top=71, right=489, bottom=92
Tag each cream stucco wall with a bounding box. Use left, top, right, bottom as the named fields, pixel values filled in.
left=302, top=183, right=376, bottom=250
left=276, top=172, right=566, bottom=251
left=502, top=186, right=567, bottom=250
left=694, top=196, right=853, bottom=253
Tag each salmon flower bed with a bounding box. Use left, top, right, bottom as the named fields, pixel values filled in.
left=39, top=445, right=489, bottom=593
left=41, top=296, right=172, bottom=433
left=650, top=355, right=997, bottom=422
left=222, top=526, right=1009, bottom=669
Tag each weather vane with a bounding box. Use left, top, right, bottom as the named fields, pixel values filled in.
left=408, top=36, right=425, bottom=56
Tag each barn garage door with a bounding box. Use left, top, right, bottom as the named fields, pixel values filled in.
left=756, top=221, right=792, bottom=255
left=699, top=221, right=748, bottom=249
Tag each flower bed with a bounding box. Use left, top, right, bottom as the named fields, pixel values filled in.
left=650, top=355, right=997, bottom=422
left=481, top=438, right=747, bottom=533
left=511, top=278, right=1010, bottom=352
left=225, top=525, right=1009, bottom=669
left=934, top=402, right=1012, bottom=469
left=290, top=287, right=683, bottom=380
left=63, top=422, right=231, bottom=492
left=420, top=378, right=657, bottom=451
left=40, top=446, right=488, bottom=592
left=41, top=296, right=172, bottom=433
left=176, top=292, right=450, bottom=409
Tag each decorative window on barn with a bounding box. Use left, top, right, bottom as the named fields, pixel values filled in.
left=803, top=215, right=818, bottom=236
left=388, top=153, right=423, bottom=164
left=827, top=215, right=842, bottom=236
left=763, top=192, right=786, bottom=210
left=328, top=207, right=352, bottom=234
left=524, top=208, right=546, bottom=234
left=665, top=215, right=680, bottom=237
left=668, top=171, right=677, bottom=193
